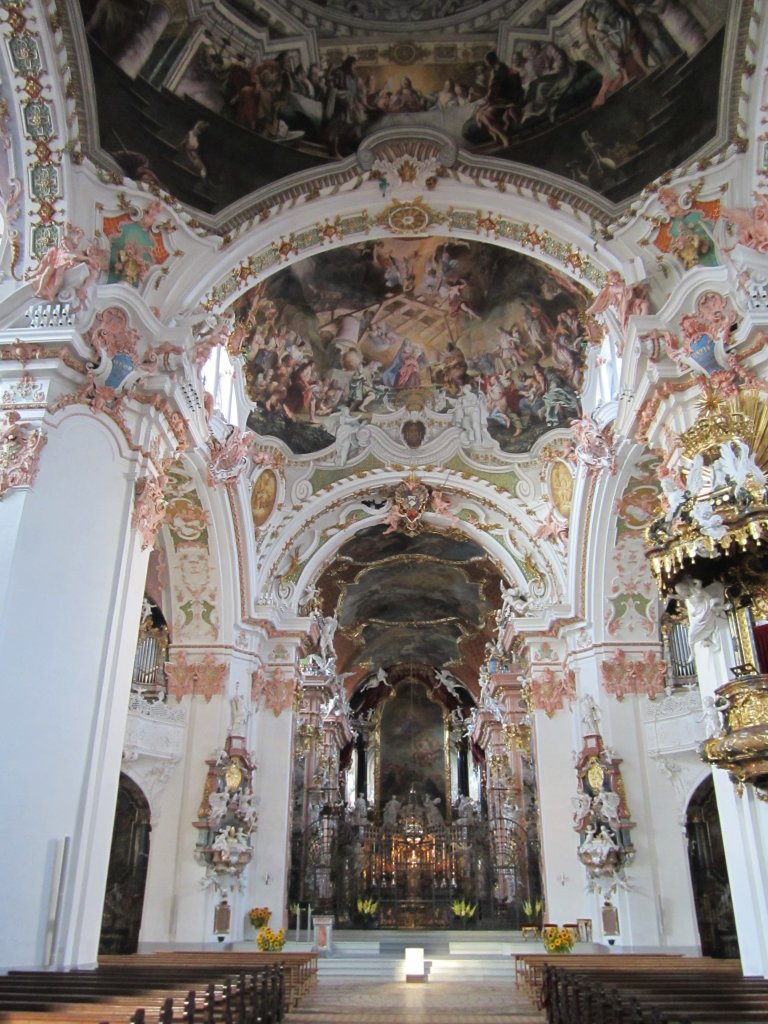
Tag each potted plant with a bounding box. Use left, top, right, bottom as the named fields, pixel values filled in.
left=356, top=896, right=379, bottom=927
left=248, top=906, right=271, bottom=930
left=522, top=897, right=542, bottom=935
left=451, top=898, right=477, bottom=929
left=257, top=925, right=286, bottom=951
left=542, top=925, right=574, bottom=954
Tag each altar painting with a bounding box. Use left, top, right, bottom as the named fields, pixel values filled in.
left=378, top=682, right=448, bottom=815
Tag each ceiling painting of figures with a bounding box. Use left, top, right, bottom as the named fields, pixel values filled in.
left=235, top=236, right=591, bottom=456
left=316, top=525, right=500, bottom=676
left=73, top=0, right=728, bottom=214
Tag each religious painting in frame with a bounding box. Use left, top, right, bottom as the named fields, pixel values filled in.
left=376, top=680, right=449, bottom=818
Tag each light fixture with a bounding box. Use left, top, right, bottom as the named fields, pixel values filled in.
left=404, top=946, right=426, bottom=982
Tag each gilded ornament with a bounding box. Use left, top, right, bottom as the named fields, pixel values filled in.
left=727, top=690, right=768, bottom=730
left=700, top=675, right=768, bottom=798
left=225, top=760, right=243, bottom=791
left=374, top=197, right=446, bottom=235
left=586, top=757, right=605, bottom=791
left=645, top=388, right=768, bottom=596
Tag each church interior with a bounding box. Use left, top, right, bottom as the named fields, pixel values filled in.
left=3, top=0, right=768, bottom=1013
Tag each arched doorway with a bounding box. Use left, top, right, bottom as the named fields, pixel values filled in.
left=99, top=774, right=151, bottom=954
left=686, top=776, right=739, bottom=959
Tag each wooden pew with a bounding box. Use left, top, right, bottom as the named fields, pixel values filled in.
left=111, top=950, right=318, bottom=1011
left=538, top=957, right=768, bottom=1024
left=514, top=952, right=689, bottom=1005
left=0, top=959, right=284, bottom=1024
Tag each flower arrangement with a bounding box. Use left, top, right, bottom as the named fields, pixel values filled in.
left=451, top=898, right=477, bottom=921
left=522, top=898, right=542, bottom=922
left=542, top=926, right=574, bottom=954
left=257, top=926, right=286, bottom=951
left=248, top=906, right=271, bottom=928
left=356, top=896, right=379, bottom=919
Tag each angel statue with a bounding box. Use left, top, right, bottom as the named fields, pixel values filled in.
left=319, top=614, right=338, bottom=661
left=675, top=577, right=728, bottom=650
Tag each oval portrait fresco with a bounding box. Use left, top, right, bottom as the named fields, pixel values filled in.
left=251, top=469, right=278, bottom=527
left=550, top=459, right=574, bottom=520
left=240, top=237, right=591, bottom=456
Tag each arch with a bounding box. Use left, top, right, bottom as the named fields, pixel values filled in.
left=99, top=774, right=151, bottom=955
left=685, top=775, right=738, bottom=960
left=241, top=468, right=567, bottom=620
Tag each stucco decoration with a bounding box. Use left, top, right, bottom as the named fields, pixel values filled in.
left=645, top=185, right=722, bottom=271
left=605, top=463, right=660, bottom=639
left=570, top=412, right=616, bottom=475
left=1, top=0, right=65, bottom=259
left=165, top=650, right=229, bottom=702
left=207, top=421, right=254, bottom=488
left=27, top=224, right=107, bottom=312
left=102, top=196, right=177, bottom=289
left=194, top=732, right=258, bottom=889
left=85, top=306, right=155, bottom=390
left=600, top=649, right=667, bottom=702
left=251, top=667, right=296, bottom=717
left=164, top=468, right=219, bottom=641
left=0, top=371, right=47, bottom=406
left=584, top=269, right=650, bottom=349
left=573, top=731, right=635, bottom=896
left=721, top=192, right=768, bottom=254
left=532, top=506, right=568, bottom=551
left=530, top=664, right=576, bottom=718
left=132, top=473, right=167, bottom=551
left=0, top=410, right=46, bottom=498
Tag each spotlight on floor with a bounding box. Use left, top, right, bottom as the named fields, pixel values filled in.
left=405, top=946, right=425, bottom=982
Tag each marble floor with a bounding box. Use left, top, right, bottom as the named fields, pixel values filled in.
left=284, top=977, right=546, bottom=1023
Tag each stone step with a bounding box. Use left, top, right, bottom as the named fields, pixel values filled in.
left=318, top=957, right=406, bottom=981
left=318, top=956, right=516, bottom=982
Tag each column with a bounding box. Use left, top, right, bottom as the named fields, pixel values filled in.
left=0, top=339, right=180, bottom=969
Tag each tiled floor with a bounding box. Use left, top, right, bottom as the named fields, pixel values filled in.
left=285, top=977, right=546, bottom=1023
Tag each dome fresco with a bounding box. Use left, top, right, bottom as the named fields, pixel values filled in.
left=237, top=237, right=591, bottom=455
left=77, top=0, right=727, bottom=214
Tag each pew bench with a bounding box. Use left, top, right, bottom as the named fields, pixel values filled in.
left=540, top=959, right=768, bottom=1024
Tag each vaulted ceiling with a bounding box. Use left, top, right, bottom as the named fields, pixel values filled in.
left=63, top=0, right=743, bottom=688
left=74, top=0, right=730, bottom=215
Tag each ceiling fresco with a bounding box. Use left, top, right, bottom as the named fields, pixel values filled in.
left=318, top=525, right=500, bottom=678
left=75, top=0, right=727, bottom=214
left=237, top=236, right=591, bottom=456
